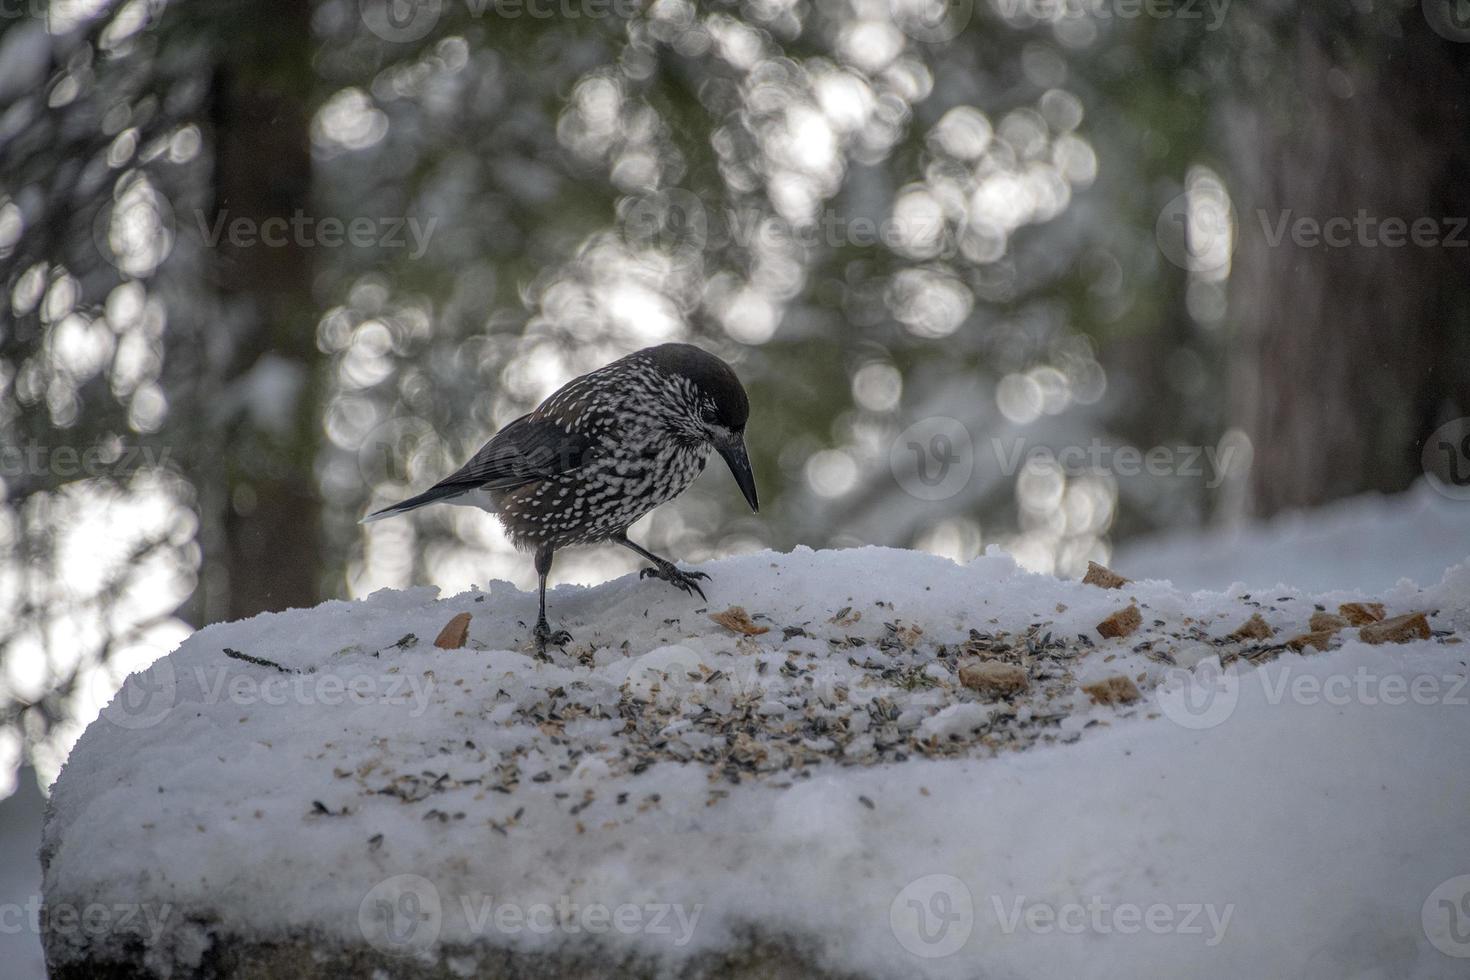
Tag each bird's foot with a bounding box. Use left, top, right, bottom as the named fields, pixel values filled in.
left=533, top=619, right=572, bottom=659
left=640, top=562, right=710, bottom=601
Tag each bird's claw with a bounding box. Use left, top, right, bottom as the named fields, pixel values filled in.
left=533, top=620, right=572, bottom=658
left=641, top=563, right=709, bottom=601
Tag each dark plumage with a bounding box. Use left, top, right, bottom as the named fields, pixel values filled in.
left=362, top=343, right=759, bottom=649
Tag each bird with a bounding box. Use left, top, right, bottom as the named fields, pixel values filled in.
left=361, top=343, right=759, bottom=651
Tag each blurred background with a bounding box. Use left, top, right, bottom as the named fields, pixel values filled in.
left=2, top=6, right=1470, bottom=965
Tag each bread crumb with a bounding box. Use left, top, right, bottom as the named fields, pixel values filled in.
left=1359, top=612, right=1431, bottom=645
left=1097, top=604, right=1142, bottom=639
left=1339, top=602, right=1387, bottom=626
left=1083, top=675, right=1141, bottom=705
left=1287, top=631, right=1335, bottom=652
left=1230, top=613, right=1274, bottom=640
left=1082, top=562, right=1129, bottom=590
left=959, top=661, right=1030, bottom=698
left=433, top=612, right=471, bottom=650
left=1308, top=611, right=1349, bottom=633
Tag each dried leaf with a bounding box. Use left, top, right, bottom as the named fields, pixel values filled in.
left=710, top=606, right=769, bottom=636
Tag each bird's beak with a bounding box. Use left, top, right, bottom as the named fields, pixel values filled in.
left=716, top=435, right=759, bottom=512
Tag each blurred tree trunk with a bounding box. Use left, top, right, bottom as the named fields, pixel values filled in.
left=195, top=0, right=322, bottom=621
left=1226, top=8, right=1470, bottom=517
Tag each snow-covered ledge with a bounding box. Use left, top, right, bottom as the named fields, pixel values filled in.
left=41, top=548, right=1470, bottom=978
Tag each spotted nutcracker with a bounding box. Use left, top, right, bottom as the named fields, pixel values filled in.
left=363, top=343, right=759, bottom=649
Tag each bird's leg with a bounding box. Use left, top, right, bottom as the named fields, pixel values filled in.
left=532, top=544, right=572, bottom=655
left=614, top=534, right=710, bottom=601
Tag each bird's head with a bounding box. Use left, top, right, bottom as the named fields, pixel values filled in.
left=643, top=343, right=759, bottom=513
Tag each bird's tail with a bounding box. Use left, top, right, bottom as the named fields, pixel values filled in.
left=359, top=483, right=470, bottom=524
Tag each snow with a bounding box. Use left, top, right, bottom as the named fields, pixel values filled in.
left=40, top=542, right=1470, bottom=978
left=1116, top=480, right=1470, bottom=594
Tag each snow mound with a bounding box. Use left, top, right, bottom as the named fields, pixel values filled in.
left=1117, top=480, right=1470, bottom=593
left=41, top=546, right=1470, bottom=978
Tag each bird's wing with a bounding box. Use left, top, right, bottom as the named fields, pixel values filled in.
left=361, top=409, right=599, bottom=524
left=429, top=412, right=597, bottom=494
